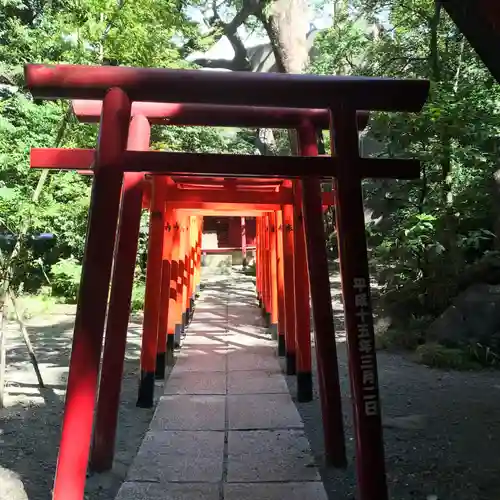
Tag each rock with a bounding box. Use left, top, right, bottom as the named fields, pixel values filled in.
left=458, top=253, right=500, bottom=291
left=383, top=414, right=427, bottom=430
left=426, top=284, right=500, bottom=348
left=0, top=467, right=29, bottom=500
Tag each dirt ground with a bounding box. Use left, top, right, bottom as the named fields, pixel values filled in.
left=285, top=276, right=500, bottom=500
left=0, top=309, right=160, bottom=500
left=2, top=276, right=500, bottom=500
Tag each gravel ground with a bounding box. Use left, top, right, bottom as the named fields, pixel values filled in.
left=284, top=277, right=500, bottom=500
left=0, top=310, right=160, bottom=500
left=2, top=274, right=500, bottom=500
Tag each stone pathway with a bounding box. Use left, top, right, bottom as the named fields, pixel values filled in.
left=115, top=270, right=328, bottom=500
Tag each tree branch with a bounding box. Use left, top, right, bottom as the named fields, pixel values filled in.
left=208, top=0, right=259, bottom=71
left=192, top=0, right=262, bottom=72
left=192, top=57, right=245, bottom=70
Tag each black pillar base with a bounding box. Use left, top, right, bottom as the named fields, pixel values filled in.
left=155, top=352, right=166, bottom=379
left=264, top=312, right=271, bottom=328
left=166, top=335, right=175, bottom=365
left=297, top=372, right=313, bottom=403
left=174, top=324, right=182, bottom=349
left=269, top=322, right=278, bottom=340
left=188, top=296, right=195, bottom=323
left=277, top=335, right=286, bottom=357
left=286, top=352, right=296, bottom=375
left=136, top=371, right=155, bottom=408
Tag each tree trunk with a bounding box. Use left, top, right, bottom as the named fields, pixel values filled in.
left=193, top=0, right=312, bottom=154
left=262, top=0, right=310, bottom=74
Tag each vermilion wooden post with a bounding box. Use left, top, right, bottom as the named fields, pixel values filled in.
left=330, top=107, right=387, bottom=500
left=175, top=216, right=186, bottom=347
left=298, top=123, right=346, bottom=467
left=292, top=181, right=313, bottom=403
left=282, top=202, right=296, bottom=375
left=256, top=217, right=262, bottom=308
left=195, top=216, right=202, bottom=296
left=262, top=215, right=271, bottom=323
left=261, top=215, right=266, bottom=309
left=137, top=177, right=166, bottom=407
left=270, top=212, right=279, bottom=339
left=90, top=114, right=149, bottom=473
left=52, top=88, right=131, bottom=500
left=196, top=217, right=202, bottom=288
left=186, top=216, right=194, bottom=322
left=156, top=207, right=174, bottom=377
left=276, top=210, right=286, bottom=356
left=265, top=214, right=273, bottom=326
left=241, top=216, right=247, bottom=266
left=167, top=213, right=181, bottom=356
left=187, top=216, right=196, bottom=322
left=183, top=216, right=191, bottom=325
left=181, top=217, right=190, bottom=330
left=269, top=213, right=279, bottom=336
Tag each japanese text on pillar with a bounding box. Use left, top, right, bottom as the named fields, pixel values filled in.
left=353, top=277, right=379, bottom=417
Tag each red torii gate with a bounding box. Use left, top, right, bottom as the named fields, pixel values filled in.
left=70, top=99, right=337, bottom=385
left=26, top=63, right=429, bottom=500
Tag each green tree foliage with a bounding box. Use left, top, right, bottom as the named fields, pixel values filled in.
left=311, top=0, right=500, bottom=340
left=0, top=0, right=246, bottom=301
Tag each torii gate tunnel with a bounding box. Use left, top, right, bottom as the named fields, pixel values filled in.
left=26, top=63, right=429, bottom=500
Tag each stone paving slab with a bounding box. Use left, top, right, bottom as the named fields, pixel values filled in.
left=224, top=482, right=329, bottom=500
left=115, top=271, right=327, bottom=500
left=228, top=394, right=304, bottom=430
left=173, top=353, right=226, bottom=373
left=223, top=334, right=275, bottom=348
left=227, top=370, right=289, bottom=394
left=179, top=335, right=226, bottom=347
left=164, top=372, right=227, bottom=395
left=226, top=429, right=320, bottom=483
left=126, top=430, right=225, bottom=483
left=116, top=482, right=220, bottom=500
left=227, top=351, right=281, bottom=372
left=150, top=395, right=226, bottom=430
left=183, top=322, right=228, bottom=333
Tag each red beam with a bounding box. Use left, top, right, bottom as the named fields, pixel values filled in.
left=201, top=246, right=256, bottom=254
left=31, top=149, right=421, bottom=179
left=166, top=188, right=293, bottom=205
left=172, top=177, right=282, bottom=184
left=71, top=100, right=370, bottom=131
left=114, top=151, right=423, bottom=180
left=33, top=148, right=95, bottom=169
left=177, top=185, right=279, bottom=191
left=143, top=191, right=333, bottom=211
left=166, top=202, right=283, bottom=211
left=26, top=64, right=429, bottom=112
left=173, top=178, right=284, bottom=187
left=182, top=210, right=267, bottom=216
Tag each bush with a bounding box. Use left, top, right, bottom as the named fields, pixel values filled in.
left=50, top=256, right=82, bottom=302
left=375, top=316, right=431, bottom=351
left=415, top=343, right=482, bottom=370
left=130, top=282, right=145, bottom=312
